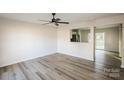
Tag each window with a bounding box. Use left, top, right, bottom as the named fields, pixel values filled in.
left=96, top=33, right=105, bottom=49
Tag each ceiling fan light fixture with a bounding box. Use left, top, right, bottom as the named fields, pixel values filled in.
left=39, top=13, right=69, bottom=26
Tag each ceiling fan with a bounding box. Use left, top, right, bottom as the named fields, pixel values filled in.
left=39, top=13, right=69, bottom=26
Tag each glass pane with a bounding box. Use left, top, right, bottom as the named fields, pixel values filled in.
left=96, top=33, right=105, bottom=49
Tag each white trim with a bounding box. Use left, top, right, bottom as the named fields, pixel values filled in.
left=0, top=52, right=56, bottom=67
left=121, top=63, right=124, bottom=68
left=121, top=23, right=124, bottom=68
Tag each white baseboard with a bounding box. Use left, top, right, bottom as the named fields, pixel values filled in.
left=0, top=52, right=56, bottom=67
left=57, top=52, right=93, bottom=61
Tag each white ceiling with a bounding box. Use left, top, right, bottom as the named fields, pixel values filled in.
left=0, top=13, right=123, bottom=25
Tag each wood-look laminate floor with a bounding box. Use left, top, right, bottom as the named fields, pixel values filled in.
left=95, top=50, right=121, bottom=68
left=0, top=53, right=124, bottom=80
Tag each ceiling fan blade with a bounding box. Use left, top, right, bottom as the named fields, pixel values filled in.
left=42, top=22, right=52, bottom=25
left=56, top=22, right=69, bottom=24
left=39, top=19, right=50, bottom=22
left=55, top=18, right=61, bottom=22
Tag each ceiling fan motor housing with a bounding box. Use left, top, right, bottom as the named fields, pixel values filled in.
left=52, top=13, right=56, bottom=22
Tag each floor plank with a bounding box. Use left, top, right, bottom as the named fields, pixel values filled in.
left=0, top=52, right=123, bottom=80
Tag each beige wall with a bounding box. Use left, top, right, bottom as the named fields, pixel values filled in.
left=95, top=27, right=119, bottom=52
left=0, top=17, right=57, bottom=67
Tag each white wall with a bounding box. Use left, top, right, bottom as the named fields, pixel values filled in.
left=57, top=22, right=94, bottom=60
left=0, top=17, right=57, bottom=67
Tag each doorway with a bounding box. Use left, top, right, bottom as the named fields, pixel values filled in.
left=94, top=24, right=122, bottom=68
